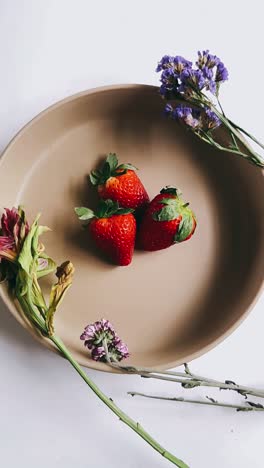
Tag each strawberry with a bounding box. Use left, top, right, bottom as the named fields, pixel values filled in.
left=75, top=200, right=136, bottom=266
left=90, top=153, right=149, bottom=211
left=138, top=187, right=196, bottom=251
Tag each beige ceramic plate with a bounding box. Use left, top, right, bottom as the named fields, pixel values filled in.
left=0, top=85, right=264, bottom=371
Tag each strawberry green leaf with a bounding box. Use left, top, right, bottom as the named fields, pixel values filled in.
left=75, top=207, right=95, bottom=221
left=153, top=205, right=179, bottom=222
left=117, top=163, right=138, bottom=172
left=102, top=162, right=111, bottom=180
left=116, top=208, right=134, bottom=215
left=89, top=170, right=101, bottom=186
left=106, top=153, right=119, bottom=172
left=160, top=187, right=178, bottom=196
left=174, top=214, right=194, bottom=243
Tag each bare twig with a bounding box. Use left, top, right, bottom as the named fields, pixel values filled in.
left=128, top=392, right=264, bottom=412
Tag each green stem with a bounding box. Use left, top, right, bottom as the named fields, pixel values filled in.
left=209, top=103, right=264, bottom=166
left=128, top=392, right=264, bottom=412
left=227, top=119, right=264, bottom=151
left=50, top=335, right=189, bottom=468
left=216, top=98, right=239, bottom=150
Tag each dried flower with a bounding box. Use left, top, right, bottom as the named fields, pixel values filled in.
left=215, top=62, right=228, bottom=82
left=179, top=68, right=205, bottom=94
left=196, top=50, right=220, bottom=70
left=173, top=105, right=201, bottom=129
left=81, top=318, right=129, bottom=362
left=0, top=207, right=29, bottom=262
left=46, top=261, right=75, bottom=335
left=202, top=108, right=221, bottom=130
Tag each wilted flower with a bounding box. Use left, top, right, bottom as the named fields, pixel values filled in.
left=81, top=318, right=129, bottom=362
left=0, top=207, right=29, bottom=262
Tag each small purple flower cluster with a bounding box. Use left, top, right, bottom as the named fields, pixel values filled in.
left=165, top=104, right=221, bottom=131
left=80, top=318, right=129, bottom=362
left=156, top=50, right=228, bottom=98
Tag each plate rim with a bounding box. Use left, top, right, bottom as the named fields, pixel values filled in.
left=0, top=83, right=264, bottom=373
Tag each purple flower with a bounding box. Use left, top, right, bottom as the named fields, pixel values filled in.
left=113, top=337, right=130, bottom=360
left=164, top=103, right=173, bottom=116
left=80, top=318, right=129, bottom=363
left=173, top=56, right=192, bottom=74
left=156, top=55, right=174, bottom=72
left=202, top=108, right=221, bottom=130
left=179, top=69, right=205, bottom=93
left=173, top=105, right=202, bottom=129
left=160, top=68, right=179, bottom=93
left=80, top=318, right=115, bottom=349
left=91, top=346, right=106, bottom=361
left=196, top=50, right=220, bottom=69
left=215, top=62, right=228, bottom=82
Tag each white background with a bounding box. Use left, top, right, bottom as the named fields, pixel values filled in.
left=0, top=1, right=263, bottom=467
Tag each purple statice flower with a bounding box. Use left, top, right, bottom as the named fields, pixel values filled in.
left=173, top=105, right=201, bottom=129
left=164, top=103, right=173, bottom=117
left=215, top=62, right=228, bottom=82
left=80, top=318, right=129, bottom=363
left=173, top=56, right=192, bottom=74
left=179, top=68, right=205, bottom=94
left=202, top=108, right=221, bottom=130
left=156, top=55, right=174, bottom=72
left=196, top=50, right=220, bottom=70
left=160, top=68, right=179, bottom=95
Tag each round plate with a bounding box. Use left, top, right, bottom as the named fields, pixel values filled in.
left=0, top=84, right=264, bottom=371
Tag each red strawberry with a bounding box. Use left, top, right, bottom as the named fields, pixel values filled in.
left=90, top=153, right=149, bottom=211
left=75, top=200, right=136, bottom=266
left=138, top=187, right=196, bottom=251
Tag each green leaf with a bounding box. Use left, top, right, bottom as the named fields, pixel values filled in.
left=31, top=278, right=47, bottom=309
left=17, top=214, right=41, bottom=275
left=102, top=162, right=111, bottom=180
left=116, top=208, right=134, bottom=215
left=97, top=199, right=119, bottom=218
left=75, top=207, right=95, bottom=221
left=106, top=153, right=118, bottom=172
left=37, top=255, right=57, bottom=279
left=89, top=170, right=100, bottom=186
left=152, top=203, right=179, bottom=221
left=174, top=214, right=194, bottom=243
left=117, top=163, right=138, bottom=172
left=160, top=187, right=178, bottom=196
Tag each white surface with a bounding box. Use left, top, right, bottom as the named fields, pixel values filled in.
left=0, top=1, right=263, bottom=467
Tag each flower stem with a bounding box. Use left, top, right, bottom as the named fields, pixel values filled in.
left=227, top=119, right=264, bottom=151
left=128, top=392, right=264, bottom=412
left=114, top=364, right=264, bottom=399
left=209, top=104, right=264, bottom=167
left=50, top=335, right=189, bottom=468
left=216, top=97, right=239, bottom=150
